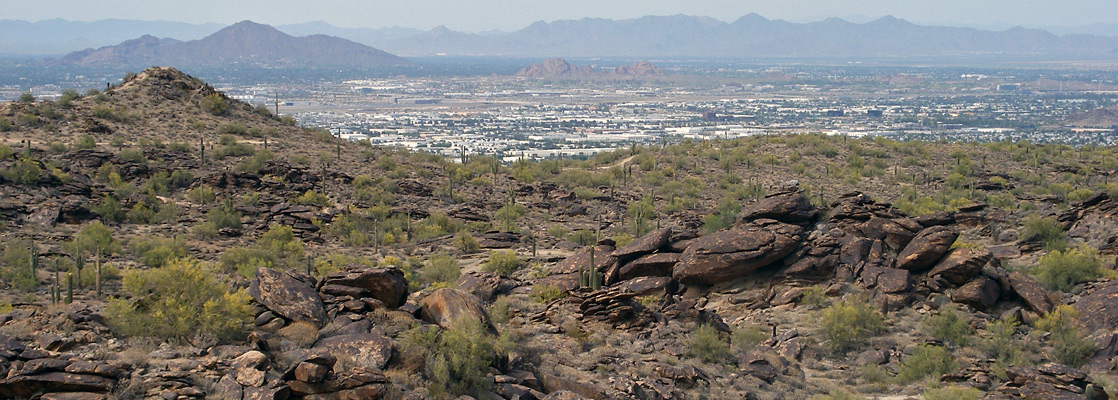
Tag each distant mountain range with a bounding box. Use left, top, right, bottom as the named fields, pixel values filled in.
left=53, top=21, right=409, bottom=68
left=5, top=15, right=1118, bottom=61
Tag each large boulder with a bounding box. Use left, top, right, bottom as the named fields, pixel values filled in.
left=927, top=248, right=991, bottom=285
left=861, top=267, right=911, bottom=293
left=952, top=276, right=1000, bottom=310
left=613, top=228, right=672, bottom=262
left=312, top=333, right=392, bottom=372
left=419, top=288, right=495, bottom=333
left=320, top=266, right=408, bottom=308
left=617, top=252, right=680, bottom=281
left=993, top=364, right=1103, bottom=400
left=740, top=191, right=818, bottom=223
left=0, top=373, right=115, bottom=398
left=857, top=217, right=920, bottom=251
left=552, top=245, right=616, bottom=275
left=456, top=271, right=518, bottom=302
left=673, top=220, right=803, bottom=285
left=248, top=268, right=327, bottom=327
left=1008, top=272, right=1054, bottom=314
left=894, top=226, right=957, bottom=271
left=1073, top=281, right=1118, bottom=333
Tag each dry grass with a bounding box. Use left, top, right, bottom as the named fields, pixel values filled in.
left=277, top=320, right=320, bottom=348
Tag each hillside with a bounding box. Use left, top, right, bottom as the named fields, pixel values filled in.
left=1, top=67, right=1118, bottom=399
left=55, top=20, right=410, bottom=68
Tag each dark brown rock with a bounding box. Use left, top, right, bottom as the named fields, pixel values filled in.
left=861, top=267, right=911, bottom=293
left=952, top=276, right=1000, bottom=310
left=552, top=245, right=616, bottom=275
left=613, top=276, right=673, bottom=296
left=613, top=228, right=672, bottom=261
left=419, top=288, right=495, bottom=332
left=540, top=374, right=606, bottom=400
left=927, top=248, right=991, bottom=285
left=39, top=393, right=107, bottom=400
left=213, top=375, right=243, bottom=400
left=673, top=220, right=803, bottom=285
left=617, top=252, right=680, bottom=281
left=293, top=362, right=329, bottom=383
left=248, top=268, right=327, bottom=327
left=320, top=266, right=409, bottom=308
left=0, top=373, right=115, bottom=398
left=740, top=191, right=818, bottom=223
left=456, top=270, right=518, bottom=302
left=1008, top=272, right=1054, bottom=314
left=895, top=226, right=957, bottom=271
left=312, top=333, right=392, bottom=372
left=857, top=217, right=918, bottom=251
left=1073, top=280, right=1118, bottom=332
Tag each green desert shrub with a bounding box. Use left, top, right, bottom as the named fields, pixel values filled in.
left=1036, top=305, right=1096, bottom=367
left=206, top=203, right=242, bottom=231
left=821, top=296, right=886, bottom=352
left=400, top=317, right=512, bottom=398
left=922, top=385, right=982, bottom=400
left=220, top=247, right=277, bottom=278
left=482, top=250, right=521, bottom=277
left=74, top=134, right=96, bottom=150
left=455, top=233, right=480, bottom=253
left=1031, top=246, right=1106, bottom=292
left=1, top=239, right=38, bottom=291
left=895, top=345, right=957, bottom=384
left=529, top=284, right=566, bottom=304
left=91, top=194, right=125, bottom=223
left=2, top=158, right=42, bottom=185
left=66, top=220, right=121, bottom=256
left=922, top=306, right=972, bottom=346
left=731, top=323, right=768, bottom=351
left=201, top=93, right=230, bottom=115
left=129, top=235, right=188, bottom=268
left=688, top=324, right=730, bottom=363
left=421, top=253, right=460, bottom=287
left=106, top=258, right=252, bottom=343
left=1022, top=214, right=1066, bottom=250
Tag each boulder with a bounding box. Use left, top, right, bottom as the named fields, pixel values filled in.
left=861, top=267, right=911, bottom=293
left=320, top=266, right=408, bottom=308
left=894, top=226, right=957, bottom=271
left=617, top=252, right=680, bottom=281
left=673, top=221, right=803, bottom=285
left=552, top=245, right=616, bottom=275
left=248, top=268, right=327, bottom=327
left=993, top=363, right=1101, bottom=400
left=540, top=374, right=606, bottom=400
left=613, top=228, right=672, bottom=261
left=927, top=248, right=991, bottom=285
left=740, top=191, right=818, bottom=223
left=419, top=288, right=495, bottom=333
left=613, top=276, right=673, bottom=297
left=952, top=276, right=1000, bottom=310
left=312, top=333, right=393, bottom=372
left=0, top=373, right=115, bottom=398
left=1073, top=281, right=1118, bottom=333
left=1008, top=272, right=1054, bottom=314
left=456, top=271, right=518, bottom=302
left=857, top=217, right=918, bottom=251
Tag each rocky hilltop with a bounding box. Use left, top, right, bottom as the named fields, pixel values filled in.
left=56, top=20, right=410, bottom=68
left=0, top=67, right=1117, bottom=399
left=516, top=58, right=662, bottom=78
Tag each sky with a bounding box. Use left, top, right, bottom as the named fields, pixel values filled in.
left=4, top=0, right=1116, bottom=32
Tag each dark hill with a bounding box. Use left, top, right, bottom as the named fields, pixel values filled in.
left=56, top=20, right=409, bottom=67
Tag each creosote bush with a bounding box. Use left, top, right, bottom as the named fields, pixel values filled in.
left=923, top=385, right=982, bottom=400
left=1036, top=305, right=1096, bottom=367
left=129, top=235, right=188, bottom=268
left=922, top=306, right=972, bottom=346
left=106, top=258, right=252, bottom=343
left=688, top=324, right=730, bottom=363
left=821, top=296, right=885, bottom=353
left=1032, top=246, right=1105, bottom=292
left=482, top=250, right=521, bottom=277
left=731, top=323, right=768, bottom=351
left=400, top=317, right=512, bottom=398
left=529, top=284, right=566, bottom=304
left=455, top=233, right=480, bottom=253
left=894, top=344, right=957, bottom=384
left=1022, top=214, right=1066, bottom=251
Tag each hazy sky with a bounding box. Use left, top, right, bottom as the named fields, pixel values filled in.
left=4, top=0, right=1116, bottom=31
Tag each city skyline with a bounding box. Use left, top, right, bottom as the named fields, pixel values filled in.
left=3, top=0, right=1116, bottom=33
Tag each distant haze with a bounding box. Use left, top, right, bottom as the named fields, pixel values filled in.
left=5, top=0, right=1116, bottom=32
